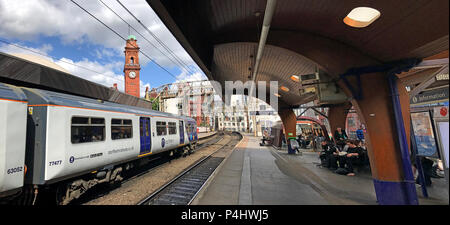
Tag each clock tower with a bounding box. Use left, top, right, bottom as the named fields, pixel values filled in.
left=124, top=35, right=141, bottom=97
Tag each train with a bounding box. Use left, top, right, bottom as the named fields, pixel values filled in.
left=0, top=82, right=198, bottom=204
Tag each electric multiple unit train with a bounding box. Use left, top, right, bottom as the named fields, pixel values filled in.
left=0, top=82, right=198, bottom=204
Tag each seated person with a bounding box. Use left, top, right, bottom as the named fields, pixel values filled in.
left=338, top=140, right=363, bottom=176
left=355, top=140, right=370, bottom=166
left=334, top=127, right=348, bottom=149
left=260, top=130, right=270, bottom=145
left=289, top=139, right=300, bottom=154
left=319, top=140, right=339, bottom=169
left=298, top=134, right=307, bottom=149
left=297, top=134, right=303, bottom=147
left=303, top=134, right=311, bottom=148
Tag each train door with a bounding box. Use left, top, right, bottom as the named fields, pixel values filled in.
left=140, top=117, right=151, bottom=155
left=179, top=120, right=185, bottom=144
left=188, top=123, right=193, bottom=142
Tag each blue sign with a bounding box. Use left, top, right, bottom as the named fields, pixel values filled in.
left=411, top=111, right=439, bottom=158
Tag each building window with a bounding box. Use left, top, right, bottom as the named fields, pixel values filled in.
left=71, top=117, right=105, bottom=144
left=156, top=121, right=167, bottom=136
left=111, top=119, right=133, bottom=140
left=168, top=122, right=177, bottom=135
left=130, top=57, right=134, bottom=64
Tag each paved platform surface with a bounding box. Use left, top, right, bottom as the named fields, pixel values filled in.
left=194, top=135, right=449, bottom=205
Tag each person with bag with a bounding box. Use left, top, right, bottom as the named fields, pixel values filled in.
left=337, top=140, right=363, bottom=176
left=319, top=140, right=339, bottom=169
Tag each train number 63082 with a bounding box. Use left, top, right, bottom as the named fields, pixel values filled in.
left=7, top=166, right=23, bottom=175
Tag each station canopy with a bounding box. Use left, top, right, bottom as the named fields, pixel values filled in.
left=147, top=0, right=449, bottom=108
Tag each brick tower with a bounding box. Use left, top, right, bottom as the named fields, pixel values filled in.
left=124, top=35, right=141, bottom=97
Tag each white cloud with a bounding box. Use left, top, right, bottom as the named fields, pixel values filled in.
left=55, top=57, right=151, bottom=98
left=0, top=0, right=200, bottom=70
left=175, top=68, right=207, bottom=83
left=55, top=57, right=125, bottom=88
left=140, top=81, right=151, bottom=98
left=0, top=42, right=53, bottom=57
left=0, top=0, right=206, bottom=97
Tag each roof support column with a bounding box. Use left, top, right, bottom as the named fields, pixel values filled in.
left=327, top=102, right=352, bottom=141
left=344, top=71, right=418, bottom=205
left=279, top=108, right=296, bottom=154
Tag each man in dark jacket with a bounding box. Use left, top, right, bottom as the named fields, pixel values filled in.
left=338, top=140, right=363, bottom=176
left=320, top=140, right=339, bottom=169
left=334, top=127, right=348, bottom=149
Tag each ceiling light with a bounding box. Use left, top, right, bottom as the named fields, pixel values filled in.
left=290, top=75, right=299, bottom=82
left=274, top=93, right=281, bottom=97
left=280, top=86, right=290, bottom=92
left=343, top=7, right=380, bottom=28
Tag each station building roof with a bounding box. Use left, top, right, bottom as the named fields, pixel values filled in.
left=0, top=52, right=155, bottom=110
left=147, top=0, right=449, bottom=108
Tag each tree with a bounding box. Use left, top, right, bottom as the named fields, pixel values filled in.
left=150, top=97, right=159, bottom=111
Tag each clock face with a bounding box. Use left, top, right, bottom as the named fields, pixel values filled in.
left=129, top=71, right=136, bottom=79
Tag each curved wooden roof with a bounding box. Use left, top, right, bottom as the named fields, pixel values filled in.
left=147, top=0, right=449, bottom=107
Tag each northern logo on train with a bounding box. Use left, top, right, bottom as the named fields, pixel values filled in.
left=69, top=156, right=75, bottom=163
left=161, top=138, right=165, bottom=148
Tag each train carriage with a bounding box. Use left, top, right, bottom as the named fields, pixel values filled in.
left=0, top=83, right=28, bottom=198
left=0, top=82, right=197, bottom=204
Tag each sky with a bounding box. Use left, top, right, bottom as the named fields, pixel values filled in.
left=0, top=0, right=207, bottom=97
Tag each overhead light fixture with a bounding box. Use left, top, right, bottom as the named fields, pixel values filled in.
left=343, top=7, right=380, bottom=28
left=290, top=75, right=300, bottom=82
left=274, top=93, right=281, bottom=97
left=280, top=86, right=290, bottom=92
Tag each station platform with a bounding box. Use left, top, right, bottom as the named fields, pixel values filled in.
left=198, top=131, right=217, bottom=139
left=193, top=135, right=449, bottom=205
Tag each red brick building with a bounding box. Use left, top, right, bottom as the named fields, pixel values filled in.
left=123, top=35, right=141, bottom=97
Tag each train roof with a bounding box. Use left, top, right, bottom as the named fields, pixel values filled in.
left=0, top=82, right=27, bottom=102
left=20, top=86, right=196, bottom=121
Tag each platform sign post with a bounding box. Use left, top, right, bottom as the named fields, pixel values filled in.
left=410, top=111, right=439, bottom=158
left=410, top=110, right=438, bottom=198
left=432, top=106, right=449, bottom=190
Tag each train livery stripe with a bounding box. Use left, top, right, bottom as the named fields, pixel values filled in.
left=0, top=98, right=28, bottom=103
left=27, top=104, right=183, bottom=120
left=138, top=152, right=153, bottom=157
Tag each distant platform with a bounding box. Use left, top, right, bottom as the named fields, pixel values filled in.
left=198, top=131, right=217, bottom=139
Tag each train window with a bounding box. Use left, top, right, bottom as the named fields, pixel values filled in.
left=156, top=121, right=167, bottom=136
left=91, top=118, right=105, bottom=124
left=111, top=119, right=133, bottom=140
left=72, top=117, right=89, bottom=125
left=112, top=119, right=122, bottom=125
left=168, top=122, right=177, bottom=135
left=71, top=117, right=105, bottom=144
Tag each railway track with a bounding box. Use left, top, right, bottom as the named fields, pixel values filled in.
left=138, top=132, right=242, bottom=205
left=65, top=132, right=224, bottom=205
left=123, top=132, right=224, bottom=182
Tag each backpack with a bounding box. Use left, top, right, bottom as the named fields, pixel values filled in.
left=319, top=153, right=329, bottom=167
left=335, top=168, right=349, bottom=175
